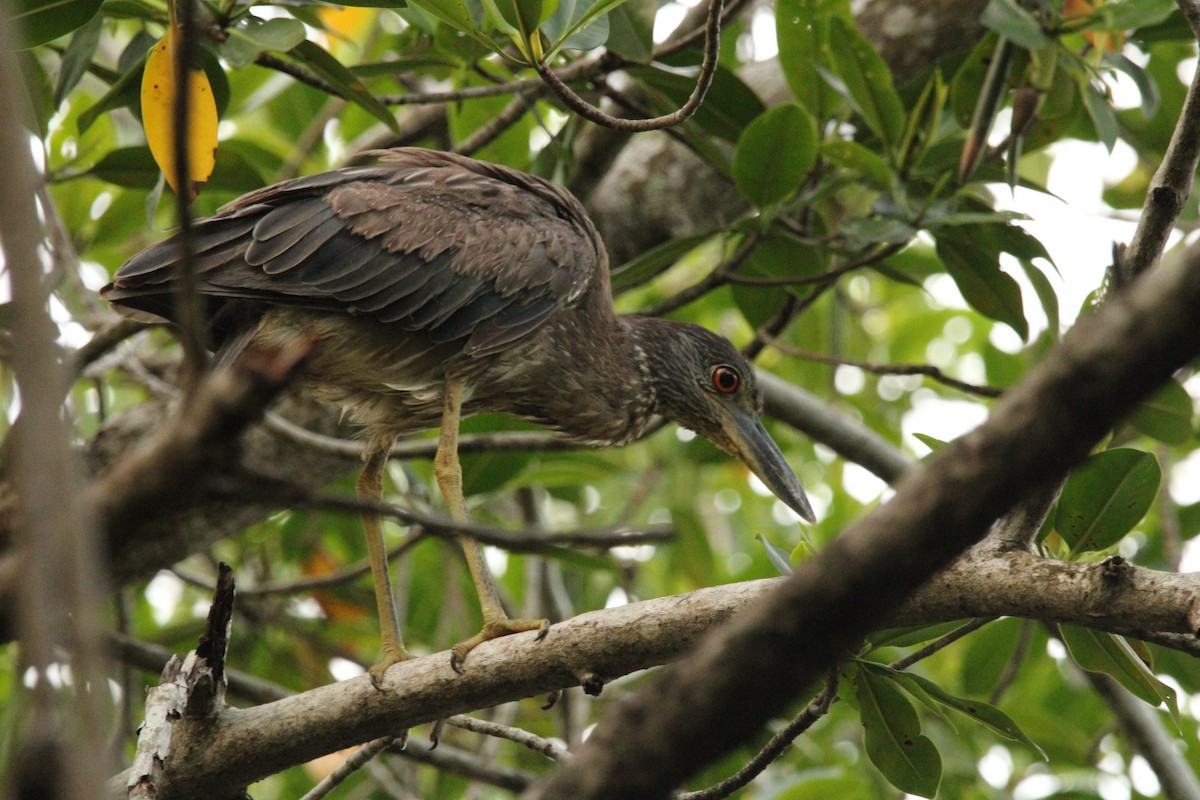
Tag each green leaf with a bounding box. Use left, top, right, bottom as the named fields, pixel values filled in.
left=733, top=103, right=818, bottom=208
left=755, top=533, right=794, bottom=576
left=542, top=0, right=608, bottom=52
left=610, top=232, right=712, bottom=291
left=869, top=619, right=970, bottom=649
left=935, top=234, right=1029, bottom=340
left=1056, top=448, right=1160, bottom=555
left=9, top=0, right=102, bottom=48
left=1081, top=82, right=1119, bottom=152
left=53, top=12, right=102, bottom=108
left=1060, top=626, right=1181, bottom=727
left=1129, top=380, right=1193, bottom=444
left=822, top=139, right=893, bottom=188
left=219, top=16, right=308, bottom=69
left=854, top=664, right=942, bottom=798
left=547, top=0, right=628, bottom=55
left=634, top=60, right=766, bottom=144
left=415, top=0, right=480, bottom=32
left=285, top=41, right=400, bottom=134
left=775, top=0, right=831, bottom=118
left=603, top=0, right=652, bottom=62
left=980, top=0, right=1048, bottom=51
left=86, top=145, right=267, bottom=193
left=1104, top=51, right=1159, bottom=120
left=77, top=32, right=155, bottom=134
left=821, top=15, right=905, bottom=148
left=911, top=433, right=948, bottom=453
left=886, top=666, right=1047, bottom=759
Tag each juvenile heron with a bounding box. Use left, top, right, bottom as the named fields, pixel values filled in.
left=103, top=148, right=815, bottom=683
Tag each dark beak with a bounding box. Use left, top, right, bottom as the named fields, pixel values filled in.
left=723, top=406, right=816, bottom=523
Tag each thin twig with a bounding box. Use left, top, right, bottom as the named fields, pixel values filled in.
left=890, top=618, right=995, bottom=671
left=674, top=670, right=839, bottom=800
left=380, top=77, right=545, bottom=106
left=262, top=412, right=577, bottom=460
left=678, top=617, right=996, bottom=800
left=454, top=89, right=545, bottom=156
left=639, top=233, right=760, bottom=318
left=299, top=737, right=399, bottom=800
left=988, top=620, right=1033, bottom=705
left=208, top=471, right=675, bottom=551
left=447, top=715, right=567, bottom=760
left=763, top=336, right=1004, bottom=398
left=170, top=0, right=210, bottom=386
left=534, top=0, right=723, bottom=132
left=172, top=532, right=427, bottom=597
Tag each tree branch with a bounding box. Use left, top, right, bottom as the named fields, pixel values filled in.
left=104, top=548, right=1200, bottom=799
left=526, top=236, right=1200, bottom=798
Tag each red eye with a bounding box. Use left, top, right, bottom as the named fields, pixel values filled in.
left=712, top=365, right=740, bottom=394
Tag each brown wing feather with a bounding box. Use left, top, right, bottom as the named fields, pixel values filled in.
left=102, top=149, right=606, bottom=357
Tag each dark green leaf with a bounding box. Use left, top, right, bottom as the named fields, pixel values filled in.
left=869, top=619, right=970, bottom=648
left=1129, top=380, right=1193, bottom=444
left=1056, top=448, right=1159, bottom=555
left=935, top=234, right=1029, bottom=340
left=285, top=40, right=400, bottom=133
left=886, top=666, right=1047, bottom=758
left=87, top=145, right=267, bottom=193
left=603, top=0, right=653, bottom=61
left=1081, top=82, right=1119, bottom=152
left=821, top=15, right=904, bottom=148
left=611, top=232, right=713, bottom=291
left=634, top=61, right=766, bottom=144
left=854, top=664, right=942, bottom=798
left=733, top=104, right=818, bottom=207
left=77, top=33, right=154, bottom=133
left=1104, top=51, right=1159, bottom=120
left=980, top=0, right=1048, bottom=51
left=1060, top=626, right=1180, bottom=727
left=53, top=12, right=103, bottom=108
left=9, top=0, right=102, bottom=48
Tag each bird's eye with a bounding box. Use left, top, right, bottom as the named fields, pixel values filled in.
left=711, top=365, right=740, bottom=394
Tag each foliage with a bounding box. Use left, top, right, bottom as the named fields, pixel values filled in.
left=2, top=0, right=1199, bottom=797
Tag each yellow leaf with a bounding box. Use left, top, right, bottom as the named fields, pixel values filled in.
left=140, top=28, right=218, bottom=197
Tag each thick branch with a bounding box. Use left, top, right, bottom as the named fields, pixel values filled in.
left=107, top=551, right=1200, bottom=799
left=527, top=238, right=1200, bottom=797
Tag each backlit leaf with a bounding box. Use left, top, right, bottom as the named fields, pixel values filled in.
left=1056, top=448, right=1159, bottom=555
left=1060, top=626, right=1180, bottom=727
left=1129, top=379, right=1193, bottom=444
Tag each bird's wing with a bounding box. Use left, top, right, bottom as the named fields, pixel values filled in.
left=103, top=149, right=606, bottom=358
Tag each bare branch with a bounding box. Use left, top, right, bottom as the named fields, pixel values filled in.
left=764, top=338, right=1004, bottom=398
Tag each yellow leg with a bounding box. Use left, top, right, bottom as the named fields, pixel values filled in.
left=358, top=442, right=411, bottom=688
left=435, top=378, right=549, bottom=673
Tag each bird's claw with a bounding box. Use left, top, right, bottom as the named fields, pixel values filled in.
left=449, top=617, right=550, bottom=673
left=368, top=645, right=411, bottom=690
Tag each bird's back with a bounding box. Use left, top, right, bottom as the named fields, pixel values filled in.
left=104, top=148, right=609, bottom=361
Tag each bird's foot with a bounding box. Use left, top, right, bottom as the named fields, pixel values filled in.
left=368, top=643, right=412, bottom=690
left=449, top=617, right=549, bottom=674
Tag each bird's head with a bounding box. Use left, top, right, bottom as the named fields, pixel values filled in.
left=634, top=318, right=816, bottom=523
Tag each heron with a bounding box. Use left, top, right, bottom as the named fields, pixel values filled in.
left=103, top=148, right=816, bottom=685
